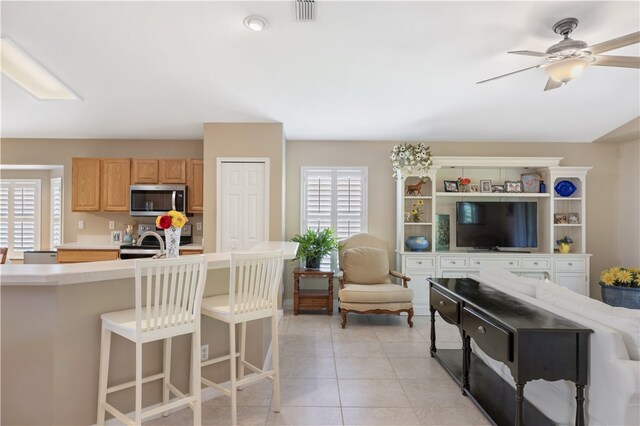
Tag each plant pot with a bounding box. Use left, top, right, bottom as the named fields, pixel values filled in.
left=305, top=257, right=321, bottom=270
left=558, top=243, right=571, bottom=254
left=405, top=236, right=429, bottom=252
left=600, top=282, right=640, bottom=309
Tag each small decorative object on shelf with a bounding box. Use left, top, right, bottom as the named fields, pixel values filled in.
left=505, top=180, right=524, bottom=193
left=480, top=180, right=492, bottom=193
left=540, top=180, right=546, bottom=193
left=290, top=228, right=340, bottom=269
left=156, top=210, right=188, bottom=258
left=469, top=184, right=480, bottom=192
left=390, top=143, right=432, bottom=179
left=568, top=213, right=580, bottom=224
left=554, top=213, right=568, bottom=224
left=491, top=184, right=505, bottom=193
left=405, top=179, right=427, bottom=196
left=554, top=180, right=577, bottom=197
left=407, top=200, right=425, bottom=222
left=556, top=235, right=573, bottom=254
left=405, top=236, right=429, bottom=252
left=457, top=177, right=471, bottom=192
left=443, top=180, right=459, bottom=192
left=521, top=173, right=541, bottom=193
left=436, top=214, right=450, bottom=251
left=123, top=223, right=135, bottom=244
left=599, top=266, right=640, bottom=309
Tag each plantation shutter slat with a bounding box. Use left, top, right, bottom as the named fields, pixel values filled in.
left=0, top=183, right=9, bottom=248
left=51, top=177, right=63, bottom=247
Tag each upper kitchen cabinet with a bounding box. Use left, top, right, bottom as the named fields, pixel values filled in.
left=101, top=159, right=131, bottom=211
left=187, top=159, right=203, bottom=213
left=72, top=158, right=101, bottom=211
left=159, top=159, right=187, bottom=184
left=131, top=159, right=159, bottom=184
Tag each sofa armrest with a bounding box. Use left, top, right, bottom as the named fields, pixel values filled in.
left=336, top=270, right=345, bottom=289
left=390, top=270, right=411, bottom=288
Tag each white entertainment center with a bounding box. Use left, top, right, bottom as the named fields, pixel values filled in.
left=395, top=156, right=592, bottom=315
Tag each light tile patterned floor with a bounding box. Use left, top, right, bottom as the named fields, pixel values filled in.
left=146, top=312, right=490, bottom=426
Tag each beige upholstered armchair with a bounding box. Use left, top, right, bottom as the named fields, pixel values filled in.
left=337, top=233, right=413, bottom=328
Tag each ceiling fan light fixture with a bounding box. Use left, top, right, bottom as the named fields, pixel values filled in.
left=544, top=57, right=590, bottom=83
left=243, top=15, right=268, bottom=32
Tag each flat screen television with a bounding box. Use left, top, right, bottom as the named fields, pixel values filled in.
left=456, top=201, right=537, bottom=249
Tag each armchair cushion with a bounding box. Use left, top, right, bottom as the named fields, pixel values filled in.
left=342, top=247, right=391, bottom=284
left=339, top=283, right=413, bottom=304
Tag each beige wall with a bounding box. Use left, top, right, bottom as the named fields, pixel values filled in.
left=285, top=140, right=623, bottom=299
left=0, top=139, right=203, bottom=244
left=617, top=139, right=640, bottom=267
left=202, top=123, right=285, bottom=253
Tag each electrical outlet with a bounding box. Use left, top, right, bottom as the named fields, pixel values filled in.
left=196, top=222, right=202, bottom=231
left=200, top=344, right=209, bottom=361
left=78, top=220, right=85, bottom=230
left=108, top=221, right=115, bottom=230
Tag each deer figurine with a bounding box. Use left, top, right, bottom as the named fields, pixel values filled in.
left=406, top=179, right=426, bottom=196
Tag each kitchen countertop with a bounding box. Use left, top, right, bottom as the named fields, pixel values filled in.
left=56, top=242, right=204, bottom=250
left=0, top=241, right=297, bottom=286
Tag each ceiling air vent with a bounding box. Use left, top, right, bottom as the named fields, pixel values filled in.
left=295, top=0, right=315, bottom=21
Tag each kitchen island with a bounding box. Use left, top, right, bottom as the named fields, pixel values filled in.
left=1, top=241, right=297, bottom=426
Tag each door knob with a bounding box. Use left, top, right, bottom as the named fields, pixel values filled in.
left=439, top=300, right=445, bottom=307
left=478, top=326, right=486, bottom=334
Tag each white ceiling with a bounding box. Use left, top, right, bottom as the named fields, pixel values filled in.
left=1, top=1, right=639, bottom=142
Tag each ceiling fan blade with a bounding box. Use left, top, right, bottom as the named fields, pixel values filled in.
left=477, top=64, right=542, bottom=84
left=544, top=78, right=563, bottom=91
left=592, top=55, right=640, bottom=68
left=508, top=50, right=551, bottom=57
left=587, top=31, right=640, bottom=55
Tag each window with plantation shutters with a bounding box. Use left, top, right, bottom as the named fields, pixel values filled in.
left=51, top=177, right=63, bottom=248
left=0, top=180, right=41, bottom=259
left=301, top=168, right=367, bottom=269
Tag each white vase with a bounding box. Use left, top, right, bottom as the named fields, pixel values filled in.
left=165, top=226, right=181, bottom=258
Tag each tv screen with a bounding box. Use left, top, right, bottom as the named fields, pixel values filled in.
left=456, top=202, right=537, bottom=249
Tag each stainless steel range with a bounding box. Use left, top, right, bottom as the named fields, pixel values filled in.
left=119, top=224, right=193, bottom=259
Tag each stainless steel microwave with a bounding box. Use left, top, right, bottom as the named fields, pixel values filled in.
left=129, top=185, right=187, bottom=217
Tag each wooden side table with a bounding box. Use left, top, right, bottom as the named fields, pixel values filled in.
left=293, top=268, right=334, bottom=315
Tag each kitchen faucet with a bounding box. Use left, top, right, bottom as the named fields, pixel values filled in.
left=137, top=231, right=165, bottom=255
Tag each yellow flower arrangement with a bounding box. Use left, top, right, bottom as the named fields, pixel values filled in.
left=600, top=266, right=640, bottom=288
left=155, top=210, right=188, bottom=230
left=407, top=200, right=425, bottom=223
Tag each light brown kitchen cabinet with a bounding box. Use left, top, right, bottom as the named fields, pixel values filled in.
left=101, top=159, right=131, bottom=211
left=131, top=159, right=159, bottom=184
left=72, top=158, right=101, bottom=211
left=187, top=159, right=204, bottom=213
left=179, top=249, right=204, bottom=256
left=159, top=159, right=187, bottom=184
left=57, top=249, right=120, bottom=263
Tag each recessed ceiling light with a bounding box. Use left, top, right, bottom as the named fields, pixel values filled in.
left=243, top=15, right=268, bottom=32
left=0, top=38, right=80, bottom=101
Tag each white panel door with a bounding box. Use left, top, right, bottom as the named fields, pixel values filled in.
left=219, top=161, right=267, bottom=252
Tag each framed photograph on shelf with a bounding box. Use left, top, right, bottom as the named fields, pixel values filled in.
left=568, top=213, right=580, bottom=224
left=110, top=230, right=123, bottom=245
left=491, top=184, right=505, bottom=193
left=554, top=213, right=568, bottom=224
left=505, top=181, right=524, bottom=193
left=470, top=184, right=480, bottom=192
left=443, top=180, right=458, bottom=192
left=480, top=180, right=492, bottom=193
left=521, top=173, right=541, bottom=193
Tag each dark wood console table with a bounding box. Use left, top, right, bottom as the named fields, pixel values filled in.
left=293, top=268, right=334, bottom=315
left=428, top=277, right=592, bottom=426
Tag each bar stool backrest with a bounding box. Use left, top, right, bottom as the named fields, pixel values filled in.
left=135, top=255, right=208, bottom=341
left=228, top=250, right=283, bottom=322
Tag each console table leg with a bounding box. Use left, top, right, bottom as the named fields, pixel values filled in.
left=294, top=276, right=300, bottom=315
left=515, top=383, right=525, bottom=426
left=429, top=307, right=437, bottom=357
left=575, top=384, right=586, bottom=426
left=462, top=335, right=470, bottom=395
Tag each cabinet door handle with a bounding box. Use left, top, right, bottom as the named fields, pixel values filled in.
left=509, top=261, right=514, bottom=265
left=568, top=262, right=573, bottom=266
left=417, top=261, right=422, bottom=265
left=451, top=261, right=456, bottom=265
left=475, top=261, right=480, bottom=265
left=478, top=326, right=486, bottom=335
left=533, top=262, right=538, bottom=265
left=438, top=300, right=445, bottom=307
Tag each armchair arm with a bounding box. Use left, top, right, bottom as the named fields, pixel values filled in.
left=390, top=270, right=411, bottom=288
left=336, top=270, right=345, bottom=289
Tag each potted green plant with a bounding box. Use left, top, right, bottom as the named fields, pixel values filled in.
left=599, top=267, right=640, bottom=309
left=290, top=228, right=340, bottom=269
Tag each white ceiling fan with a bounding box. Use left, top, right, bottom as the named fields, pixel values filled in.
left=478, top=18, right=640, bottom=91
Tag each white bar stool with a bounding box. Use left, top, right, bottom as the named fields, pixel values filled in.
left=97, top=255, right=208, bottom=426
left=200, top=250, right=283, bottom=426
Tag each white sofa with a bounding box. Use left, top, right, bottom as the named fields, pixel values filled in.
left=468, top=267, right=640, bottom=426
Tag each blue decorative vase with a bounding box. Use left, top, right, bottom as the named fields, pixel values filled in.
left=405, top=236, right=429, bottom=252
left=600, top=283, right=640, bottom=310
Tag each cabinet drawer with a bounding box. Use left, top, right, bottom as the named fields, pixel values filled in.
left=470, top=258, right=520, bottom=269
left=555, top=258, right=586, bottom=271
left=439, top=257, right=467, bottom=269
left=463, top=307, right=513, bottom=363
left=522, top=258, right=551, bottom=270
left=430, top=287, right=460, bottom=324
left=405, top=256, right=435, bottom=270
